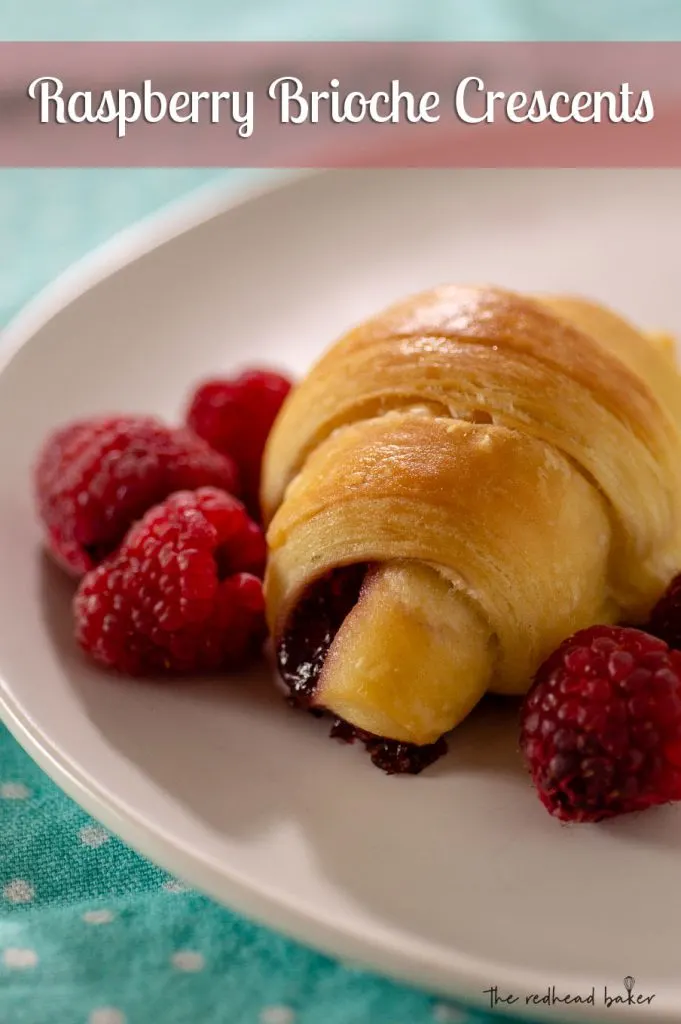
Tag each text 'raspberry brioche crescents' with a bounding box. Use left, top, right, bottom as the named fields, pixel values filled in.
left=260, top=285, right=681, bottom=757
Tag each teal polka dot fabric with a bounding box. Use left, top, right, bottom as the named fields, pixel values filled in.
left=3, top=3, right=681, bottom=1022
left=2, top=711, right=486, bottom=1024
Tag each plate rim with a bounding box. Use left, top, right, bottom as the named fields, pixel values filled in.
left=0, top=168, right=676, bottom=1024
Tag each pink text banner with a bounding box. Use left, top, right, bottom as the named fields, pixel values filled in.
left=2, top=42, right=681, bottom=167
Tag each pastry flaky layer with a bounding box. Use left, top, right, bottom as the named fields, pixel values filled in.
left=261, top=285, right=681, bottom=746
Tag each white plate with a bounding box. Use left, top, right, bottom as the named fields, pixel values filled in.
left=2, top=170, right=681, bottom=1023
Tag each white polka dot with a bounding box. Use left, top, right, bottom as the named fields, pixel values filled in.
left=171, top=950, right=205, bottom=972
left=162, top=878, right=189, bottom=894
left=82, top=909, right=115, bottom=925
left=0, top=783, right=30, bottom=799
left=260, top=1007, right=296, bottom=1024
left=78, top=825, right=110, bottom=848
left=3, top=880, right=34, bottom=904
left=88, top=1009, right=126, bottom=1024
left=432, top=1004, right=468, bottom=1023
left=3, top=947, right=38, bottom=968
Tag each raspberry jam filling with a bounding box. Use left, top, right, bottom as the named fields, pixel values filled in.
left=277, top=564, right=368, bottom=706
left=276, top=564, right=448, bottom=774
left=329, top=719, right=448, bottom=776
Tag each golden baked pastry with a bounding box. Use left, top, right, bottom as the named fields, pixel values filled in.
left=261, top=285, right=681, bottom=769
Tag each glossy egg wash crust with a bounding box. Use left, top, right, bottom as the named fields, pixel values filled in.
left=262, top=285, right=681, bottom=773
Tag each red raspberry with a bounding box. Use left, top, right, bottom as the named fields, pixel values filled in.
left=520, top=625, right=681, bottom=822
left=74, top=487, right=267, bottom=676
left=35, top=416, right=240, bottom=576
left=647, top=573, right=681, bottom=651
left=186, top=369, right=292, bottom=517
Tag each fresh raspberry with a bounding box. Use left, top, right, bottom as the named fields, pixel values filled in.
left=647, top=574, right=681, bottom=651
left=520, top=625, right=681, bottom=822
left=74, top=487, right=267, bottom=676
left=35, top=416, right=240, bottom=576
left=186, top=369, right=292, bottom=517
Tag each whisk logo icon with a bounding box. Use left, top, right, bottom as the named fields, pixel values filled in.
left=603, top=975, right=655, bottom=1008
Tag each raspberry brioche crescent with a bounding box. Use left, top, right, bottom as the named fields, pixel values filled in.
left=261, top=285, right=681, bottom=771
